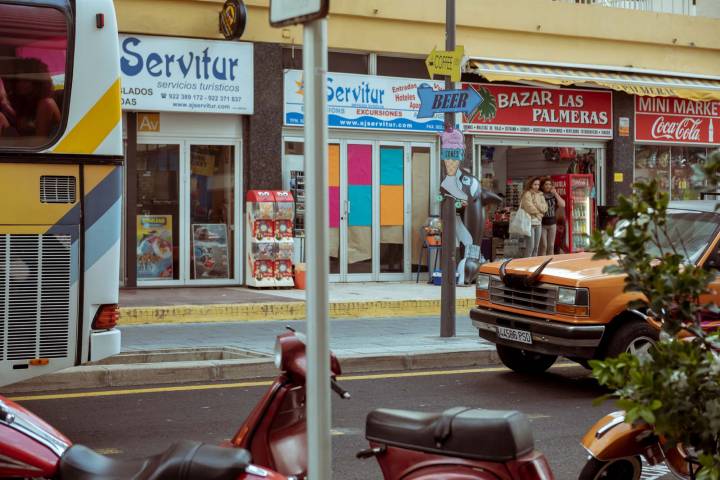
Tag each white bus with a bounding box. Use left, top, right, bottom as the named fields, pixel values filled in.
left=0, top=0, right=122, bottom=386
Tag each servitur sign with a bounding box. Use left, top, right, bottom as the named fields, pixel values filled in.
left=119, top=34, right=254, bottom=114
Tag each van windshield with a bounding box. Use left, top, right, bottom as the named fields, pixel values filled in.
left=650, top=209, right=720, bottom=264
left=0, top=3, right=68, bottom=149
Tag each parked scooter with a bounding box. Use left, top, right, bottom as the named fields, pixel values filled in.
left=228, top=327, right=556, bottom=480
left=580, top=411, right=701, bottom=480
left=0, top=395, right=286, bottom=479
left=1, top=327, right=554, bottom=480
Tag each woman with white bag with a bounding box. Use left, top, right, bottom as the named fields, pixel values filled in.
left=519, top=177, right=548, bottom=257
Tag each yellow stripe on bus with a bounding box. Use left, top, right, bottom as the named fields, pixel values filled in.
left=53, top=79, right=121, bottom=154
left=84, top=164, right=117, bottom=195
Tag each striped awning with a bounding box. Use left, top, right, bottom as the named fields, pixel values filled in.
left=466, top=59, right=720, bottom=102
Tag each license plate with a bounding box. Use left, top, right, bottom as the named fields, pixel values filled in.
left=497, top=326, right=533, bottom=345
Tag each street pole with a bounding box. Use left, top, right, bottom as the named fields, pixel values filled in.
left=303, top=18, right=332, bottom=480
left=440, top=0, right=456, bottom=338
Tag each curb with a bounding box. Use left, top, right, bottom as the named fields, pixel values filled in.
left=119, top=298, right=477, bottom=325
left=4, top=348, right=499, bottom=395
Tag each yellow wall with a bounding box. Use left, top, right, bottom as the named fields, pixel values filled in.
left=115, top=0, right=720, bottom=77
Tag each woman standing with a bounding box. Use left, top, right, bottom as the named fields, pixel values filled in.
left=538, top=177, right=566, bottom=256
left=519, top=177, right=547, bottom=257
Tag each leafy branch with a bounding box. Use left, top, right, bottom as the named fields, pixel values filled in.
left=588, top=150, right=720, bottom=479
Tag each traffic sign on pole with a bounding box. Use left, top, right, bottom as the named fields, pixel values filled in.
left=425, top=45, right=464, bottom=82
left=416, top=84, right=483, bottom=118
left=270, top=1, right=331, bottom=478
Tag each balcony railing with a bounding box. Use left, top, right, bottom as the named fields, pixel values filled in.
left=556, top=0, right=697, bottom=16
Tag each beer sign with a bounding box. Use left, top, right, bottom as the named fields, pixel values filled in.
left=635, top=96, right=719, bottom=145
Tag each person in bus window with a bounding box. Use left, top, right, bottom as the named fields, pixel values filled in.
left=0, top=77, right=15, bottom=135
left=519, top=176, right=547, bottom=257
left=538, top=177, right=565, bottom=256
left=7, top=58, right=61, bottom=138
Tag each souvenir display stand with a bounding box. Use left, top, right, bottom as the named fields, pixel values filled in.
left=272, top=191, right=295, bottom=287
left=245, top=190, right=295, bottom=287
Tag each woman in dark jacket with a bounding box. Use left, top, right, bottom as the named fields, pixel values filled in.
left=538, top=177, right=565, bottom=256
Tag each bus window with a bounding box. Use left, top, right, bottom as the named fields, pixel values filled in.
left=0, top=3, right=67, bottom=149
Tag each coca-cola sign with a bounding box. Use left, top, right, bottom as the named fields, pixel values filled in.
left=635, top=96, right=719, bottom=145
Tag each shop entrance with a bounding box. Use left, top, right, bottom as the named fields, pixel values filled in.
left=133, top=139, right=242, bottom=286
left=471, top=138, right=606, bottom=258
left=283, top=136, right=437, bottom=282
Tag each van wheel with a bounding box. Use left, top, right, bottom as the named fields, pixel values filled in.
left=496, top=345, right=556, bottom=374
left=604, top=321, right=659, bottom=359
left=578, top=456, right=641, bottom=480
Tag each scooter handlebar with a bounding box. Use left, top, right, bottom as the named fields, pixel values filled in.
left=331, top=379, right=351, bottom=399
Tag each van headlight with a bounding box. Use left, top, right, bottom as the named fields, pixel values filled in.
left=556, top=287, right=589, bottom=316
left=476, top=274, right=491, bottom=301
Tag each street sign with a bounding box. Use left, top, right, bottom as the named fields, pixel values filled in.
left=270, top=0, right=329, bottom=27
left=416, top=84, right=483, bottom=118
left=425, top=45, right=464, bottom=82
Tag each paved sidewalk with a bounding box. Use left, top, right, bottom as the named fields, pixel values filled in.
left=119, top=282, right=477, bottom=325
left=118, top=314, right=485, bottom=357
left=5, top=315, right=497, bottom=394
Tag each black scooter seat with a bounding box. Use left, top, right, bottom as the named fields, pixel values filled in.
left=366, top=407, right=534, bottom=462
left=59, top=440, right=251, bottom=480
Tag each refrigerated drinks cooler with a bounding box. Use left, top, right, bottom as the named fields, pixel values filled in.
left=245, top=190, right=295, bottom=287
left=551, top=174, right=595, bottom=253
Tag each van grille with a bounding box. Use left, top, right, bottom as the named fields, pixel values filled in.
left=489, top=278, right=558, bottom=313
left=0, top=234, right=72, bottom=361
left=40, top=176, right=77, bottom=204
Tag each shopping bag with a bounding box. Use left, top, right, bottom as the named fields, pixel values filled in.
left=509, top=209, right=531, bottom=237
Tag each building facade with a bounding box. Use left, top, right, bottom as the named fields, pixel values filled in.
left=116, top=0, right=720, bottom=287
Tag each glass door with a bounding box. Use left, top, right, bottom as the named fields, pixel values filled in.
left=185, top=143, right=241, bottom=284
left=135, top=139, right=241, bottom=286
left=282, top=136, right=430, bottom=282
left=409, top=143, right=434, bottom=279
left=343, top=141, right=374, bottom=280
left=378, top=142, right=408, bottom=280
left=328, top=142, right=341, bottom=279
left=135, top=142, right=183, bottom=286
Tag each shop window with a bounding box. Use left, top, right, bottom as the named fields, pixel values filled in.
left=634, top=145, right=709, bottom=200
left=136, top=144, right=180, bottom=281
left=377, top=56, right=430, bottom=79
left=189, top=145, right=235, bottom=280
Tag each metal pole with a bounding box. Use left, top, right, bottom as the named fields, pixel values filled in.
left=303, top=18, right=332, bottom=480
left=440, top=0, right=456, bottom=337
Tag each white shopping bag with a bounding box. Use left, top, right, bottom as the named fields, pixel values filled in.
left=508, top=209, right=532, bottom=237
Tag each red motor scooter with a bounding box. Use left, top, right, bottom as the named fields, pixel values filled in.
left=0, top=394, right=287, bottom=479
left=228, top=328, right=555, bottom=480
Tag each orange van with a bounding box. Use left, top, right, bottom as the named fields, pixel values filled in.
left=471, top=200, right=720, bottom=374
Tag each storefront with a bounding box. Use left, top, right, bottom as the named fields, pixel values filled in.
left=282, top=70, right=444, bottom=282
left=634, top=96, right=720, bottom=198
left=120, top=34, right=253, bottom=287
left=461, top=82, right=612, bottom=256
